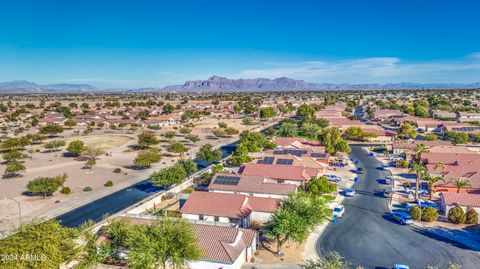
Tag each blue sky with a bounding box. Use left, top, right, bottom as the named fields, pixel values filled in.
left=0, top=0, right=479, bottom=88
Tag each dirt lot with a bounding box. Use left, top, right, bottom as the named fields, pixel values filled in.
left=0, top=116, right=269, bottom=232
left=255, top=239, right=304, bottom=264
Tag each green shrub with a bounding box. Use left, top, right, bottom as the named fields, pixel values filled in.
left=408, top=205, right=422, bottom=220
left=113, top=168, right=122, bottom=173
left=60, top=187, right=71, bottom=194
left=464, top=207, right=478, bottom=224
left=83, top=186, right=92, bottom=192
left=421, top=206, right=438, bottom=222
left=104, top=181, right=113, bottom=187
left=447, top=205, right=465, bottom=224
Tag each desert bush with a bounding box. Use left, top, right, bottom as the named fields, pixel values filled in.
left=83, top=186, right=92, bottom=192
left=464, top=207, right=478, bottom=224
left=408, top=205, right=422, bottom=220
left=447, top=205, right=465, bottom=224
left=104, top=181, right=113, bottom=187
left=421, top=206, right=438, bottom=222
left=60, top=187, right=71, bottom=194
left=113, top=168, right=121, bottom=173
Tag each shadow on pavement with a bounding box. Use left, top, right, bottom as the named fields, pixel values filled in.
left=411, top=226, right=480, bottom=251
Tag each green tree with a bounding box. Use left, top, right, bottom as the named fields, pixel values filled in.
left=306, top=176, right=337, bottom=195
left=297, top=103, right=316, bottom=121
left=445, top=131, right=469, bottom=145
left=44, top=139, right=66, bottom=152
left=178, top=159, right=198, bottom=177
left=265, top=192, right=330, bottom=255
left=414, top=143, right=429, bottom=164
left=319, top=127, right=351, bottom=155
left=424, top=174, right=445, bottom=200
left=185, top=134, right=200, bottom=144
left=0, top=137, right=22, bottom=151
left=278, top=121, right=298, bottom=137
left=82, top=146, right=105, bottom=161
left=259, top=107, right=277, bottom=119
left=2, top=150, right=25, bottom=162
left=26, top=173, right=67, bottom=198
left=449, top=178, right=471, bottom=193
left=414, top=105, right=429, bottom=118
left=302, top=251, right=348, bottom=269
left=125, top=219, right=202, bottom=269
left=224, top=127, right=239, bottom=136
left=137, top=132, right=160, bottom=149
left=162, top=103, right=175, bottom=114
left=151, top=163, right=187, bottom=187
left=409, top=164, right=426, bottom=201
left=398, top=122, right=417, bottom=139
left=64, top=118, right=77, bottom=129
left=66, top=140, right=85, bottom=156
left=163, top=131, right=177, bottom=139
left=229, top=143, right=252, bottom=166
left=300, top=122, right=321, bottom=140
left=134, top=149, right=162, bottom=168
left=168, top=141, right=189, bottom=156
left=4, top=160, right=26, bottom=178
left=344, top=126, right=377, bottom=141
left=0, top=220, right=78, bottom=269
left=196, top=144, right=222, bottom=163
left=39, top=124, right=64, bottom=137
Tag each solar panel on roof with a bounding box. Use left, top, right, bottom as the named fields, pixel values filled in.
left=262, top=157, right=275, bottom=164
left=276, top=158, right=294, bottom=165
left=311, top=152, right=327, bottom=158
left=213, top=175, right=241, bottom=185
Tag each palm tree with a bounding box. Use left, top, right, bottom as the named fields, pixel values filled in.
left=424, top=174, right=445, bottom=200
left=449, top=178, right=472, bottom=193
left=409, top=163, right=426, bottom=201
left=414, top=143, right=428, bottom=164
left=433, top=161, right=446, bottom=173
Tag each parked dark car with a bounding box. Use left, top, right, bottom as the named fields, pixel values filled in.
left=356, top=167, right=364, bottom=174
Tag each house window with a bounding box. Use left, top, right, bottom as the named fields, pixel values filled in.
left=277, top=179, right=285, bottom=184
left=214, top=216, right=220, bottom=222
left=199, top=215, right=204, bottom=220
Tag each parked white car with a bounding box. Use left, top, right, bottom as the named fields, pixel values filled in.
left=333, top=205, right=345, bottom=218
left=385, top=176, right=393, bottom=184
left=345, top=188, right=356, bottom=197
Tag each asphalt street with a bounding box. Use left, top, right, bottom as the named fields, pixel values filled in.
left=316, top=146, right=480, bottom=269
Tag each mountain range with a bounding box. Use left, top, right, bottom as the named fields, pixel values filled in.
left=1, top=77, right=479, bottom=93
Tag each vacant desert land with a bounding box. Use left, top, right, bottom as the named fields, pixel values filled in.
left=0, top=116, right=269, bottom=232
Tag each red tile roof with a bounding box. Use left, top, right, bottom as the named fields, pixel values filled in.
left=181, top=191, right=252, bottom=218
left=248, top=196, right=280, bottom=212
left=239, top=163, right=318, bottom=182
left=441, top=192, right=480, bottom=208
left=116, top=216, right=255, bottom=264
left=208, top=174, right=297, bottom=196
left=193, top=224, right=255, bottom=264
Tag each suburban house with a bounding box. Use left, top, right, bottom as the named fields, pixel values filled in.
left=255, top=154, right=327, bottom=174
left=208, top=174, right=297, bottom=199
left=112, top=216, right=257, bottom=269
left=188, top=224, right=257, bottom=269
left=180, top=191, right=280, bottom=227
left=391, top=140, right=453, bottom=157
left=239, top=163, right=319, bottom=186
left=374, top=109, right=404, bottom=121
left=458, top=112, right=480, bottom=123
left=440, top=193, right=480, bottom=223
left=433, top=110, right=457, bottom=120
left=423, top=152, right=480, bottom=193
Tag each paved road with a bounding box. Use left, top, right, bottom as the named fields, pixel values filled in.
left=57, top=143, right=238, bottom=227
left=316, top=146, right=480, bottom=269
